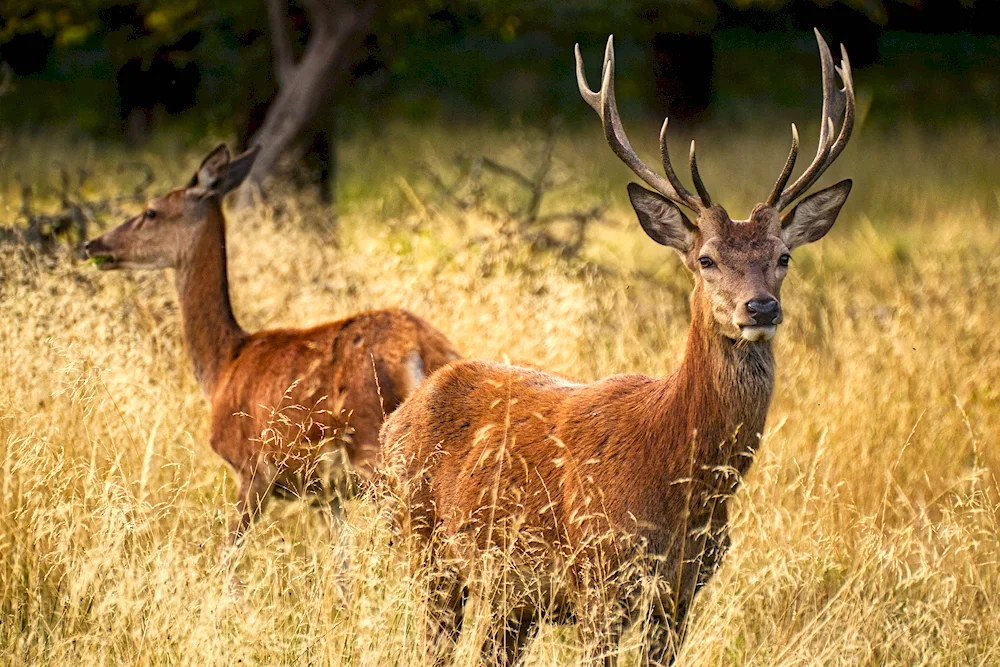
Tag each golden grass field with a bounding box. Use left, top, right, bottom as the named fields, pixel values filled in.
left=1, top=122, right=999, bottom=665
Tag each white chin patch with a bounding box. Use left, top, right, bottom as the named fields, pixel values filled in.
left=740, top=325, right=777, bottom=342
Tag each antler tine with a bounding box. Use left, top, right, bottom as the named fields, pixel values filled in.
left=576, top=36, right=706, bottom=213
left=826, top=44, right=855, bottom=166
left=766, top=124, right=800, bottom=207
left=777, top=30, right=837, bottom=208
left=774, top=30, right=856, bottom=211
left=574, top=43, right=601, bottom=114
left=689, top=140, right=712, bottom=207
left=815, top=29, right=837, bottom=154
left=658, top=118, right=703, bottom=211
left=823, top=44, right=853, bottom=126
left=597, top=46, right=670, bottom=196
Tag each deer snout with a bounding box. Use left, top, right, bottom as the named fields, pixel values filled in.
left=745, top=297, right=782, bottom=326
left=83, top=236, right=120, bottom=270
left=83, top=238, right=109, bottom=256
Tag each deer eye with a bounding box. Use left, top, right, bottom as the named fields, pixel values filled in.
left=778, top=253, right=791, bottom=268
left=698, top=257, right=715, bottom=269
left=144, top=209, right=157, bottom=220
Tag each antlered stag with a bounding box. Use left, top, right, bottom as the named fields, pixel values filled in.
left=381, top=30, right=854, bottom=665
left=84, top=144, right=458, bottom=545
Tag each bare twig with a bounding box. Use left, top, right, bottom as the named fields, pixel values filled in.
left=419, top=126, right=605, bottom=256
left=479, top=158, right=535, bottom=190
left=1, top=161, right=157, bottom=255
left=118, top=161, right=155, bottom=198
left=524, top=121, right=560, bottom=222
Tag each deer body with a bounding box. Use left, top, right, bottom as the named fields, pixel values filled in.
left=381, top=31, right=854, bottom=665
left=383, top=237, right=776, bottom=664
left=85, top=144, right=458, bottom=544
left=207, top=309, right=454, bottom=510
left=388, top=286, right=773, bottom=551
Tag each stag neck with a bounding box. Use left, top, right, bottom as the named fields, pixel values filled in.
left=173, top=200, right=246, bottom=396
left=658, top=284, right=776, bottom=481
left=687, top=288, right=774, bottom=395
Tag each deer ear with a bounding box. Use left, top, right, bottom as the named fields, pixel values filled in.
left=186, top=143, right=232, bottom=197
left=216, top=145, right=260, bottom=196
left=781, top=179, right=852, bottom=250
left=627, top=183, right=696, bottom=253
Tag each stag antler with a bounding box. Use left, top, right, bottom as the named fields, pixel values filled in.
left=767, top=29, right=855, bottom=211
left=576, top=36, right=710, bottom=214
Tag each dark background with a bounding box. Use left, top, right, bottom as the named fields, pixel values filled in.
left=1, top=0, right=997, bottom=202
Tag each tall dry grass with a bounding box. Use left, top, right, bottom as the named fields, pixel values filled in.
left=1, top=123, right=999, bottom=665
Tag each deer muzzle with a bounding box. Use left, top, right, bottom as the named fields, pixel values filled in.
left=83, top=237, right=119, bottom=270
left=740, top=297, right=782, bottom=341
left=746, top=297, right=782, bottom=326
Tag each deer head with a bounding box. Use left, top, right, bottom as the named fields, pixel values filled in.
left=577, top=30, right=854, bottom=342
left=84, top=144, right=259, bottom=271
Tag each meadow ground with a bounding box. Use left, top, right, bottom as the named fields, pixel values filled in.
left=1, top=121, right=999, bottom=665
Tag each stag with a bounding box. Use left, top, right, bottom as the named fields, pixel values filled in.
left=84, top=144, right=459, bottom=545
left=380, top=29, right=854, bottom=665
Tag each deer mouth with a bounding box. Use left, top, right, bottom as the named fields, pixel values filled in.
left=740, top=325, right=777, bottom=342
left=86, top=252, right=119, bottom=270
left=83, top=239, right=120, bottom=270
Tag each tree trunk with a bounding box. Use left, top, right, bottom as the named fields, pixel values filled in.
left=651, top=32, right=714, bottom=122
left=234, top=0, right=372, bottom=209
left=311, top=103, right=336, bottom=205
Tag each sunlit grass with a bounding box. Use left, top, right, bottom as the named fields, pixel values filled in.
left=1, top=123, right=999, bottom=665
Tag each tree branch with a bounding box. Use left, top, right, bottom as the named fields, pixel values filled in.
left=236, top=0, right=377, bottom=208
left=0, top=63, right=12, bottom=97
left=301, top=0, right=337, bottom=32
left=265, top=0, right=295, bottom=87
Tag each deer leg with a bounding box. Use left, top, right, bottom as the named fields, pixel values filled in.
left=346, top=420, right=379, bottom=483
left=645, top=604, right=683, bottom=667
left=228, top=464, right=275, bottom=547
left=581, top=620, right=622, bottom=667
left=569, top=553, right=625, bottom=667
left=395, top=489, right=466, bottom=664
left=642, top=576, right=693, bottom=665
left=651, top=517, right=732, bottom=663
left=646, top=530, right=729, bottom=667
left=481, top=607, right=539, bottom=666
left=423, top=561, right=467, bottom=665
left=576, top=592, right=623, bottom=666
left=318, top=442, right=356, bottom=521
left=691, top=501, right=732, bottom=598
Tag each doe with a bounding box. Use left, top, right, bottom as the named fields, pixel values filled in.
left=380, top=30, right=854, bottom=665
left=85, top=144, right=459, bottom=545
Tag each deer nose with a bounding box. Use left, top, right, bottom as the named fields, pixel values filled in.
left=746, top=297, right=782, bottom=326
left=84, top=238, right=107, bottom=257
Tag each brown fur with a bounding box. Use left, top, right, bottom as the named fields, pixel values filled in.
left=390, top=33, right=855, bottom=664
left=380, top=200, right=850, bottom=664
left=85, top=145, right=459, bottom=544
